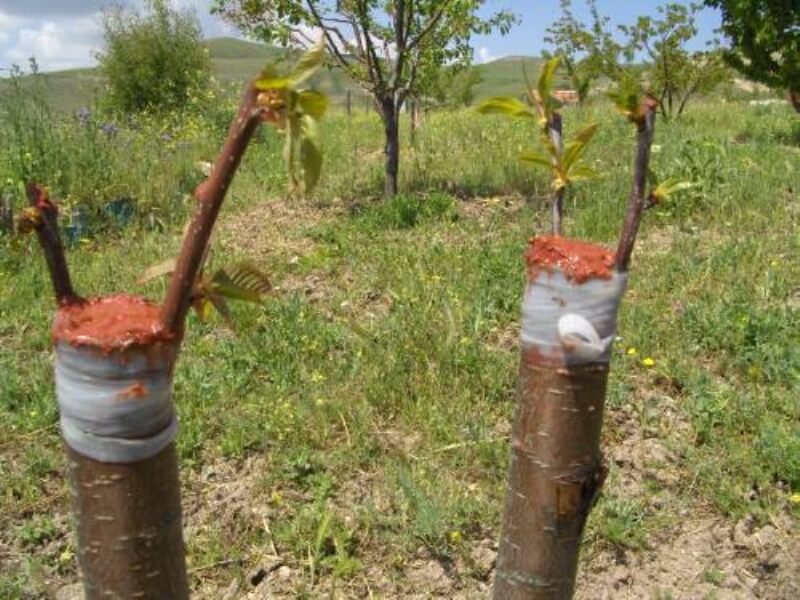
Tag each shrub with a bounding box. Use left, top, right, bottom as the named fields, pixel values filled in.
left=97, top=0, right=210, bottom=114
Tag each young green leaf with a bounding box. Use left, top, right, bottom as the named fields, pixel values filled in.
left=137, top=258, right=177, bottom=284
left=650, top=177, right=693, bottom=202
left=561, top=122, right=599, bottom=170
left=519, top=150, right=554, bottom=169
left=301, top=136, right=323, bottom=193
left=568, top=165, right=600, bottom=182
left=287, top=38, right=326, bottom=86
left=298, top=90, right=329, bottom=120
left=476, top=97, right=535, bottom=119
left=537, top=56, right=562, bottom=109
left=210, top=261, right=272, bottom=303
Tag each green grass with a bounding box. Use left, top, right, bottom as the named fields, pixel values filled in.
left=0, top=97, right=798, bottom=595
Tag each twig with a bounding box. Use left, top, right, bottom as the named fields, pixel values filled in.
left=615, top=96, right=658, bottom=272
left=549, top=112, right=564, bottom=235
left=188, top=558, right=243, bottom=574
left=23, top=183, right=80, bottom=305
left=160, top=83, right=267, bottom=335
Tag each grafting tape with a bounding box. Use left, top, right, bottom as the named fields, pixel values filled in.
left=54, top=342, right=178, bottom=464
left=521, top=269, right=627, bottom=365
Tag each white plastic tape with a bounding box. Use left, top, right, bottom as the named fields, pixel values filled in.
left=54, top=342, right=178, bottom=463
left=521, top=269, right=627, bottom=365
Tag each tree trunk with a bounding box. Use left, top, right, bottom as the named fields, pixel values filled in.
left=380, top=96, right=400, bottom=199
left=67, top=444, right=189, bottom=599
left=493, top=355, right=609, bottom=599
left=790, top=90, right=800, bottom=113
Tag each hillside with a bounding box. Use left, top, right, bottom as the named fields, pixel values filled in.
left=1, top=37, right=537, bottom=113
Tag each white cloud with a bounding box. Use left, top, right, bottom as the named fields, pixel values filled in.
left=2, top=13, right=103, bottom=71
left=477, top=46, right=495, bottom=64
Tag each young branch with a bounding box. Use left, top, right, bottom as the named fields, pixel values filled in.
left=159, top=83, right=266, bottom=335
left=22, top=183, right=80, bottom=306
left=615, top=97, right=658, bottom=272
left=549, top=112, right=564, bottom=235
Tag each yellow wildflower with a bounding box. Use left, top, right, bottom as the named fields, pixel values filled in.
left=642, top=357, right=656, bottom=368
left=626, top=347, right=638, bottom=356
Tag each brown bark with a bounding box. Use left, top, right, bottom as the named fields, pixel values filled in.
left=24, top=183, right=79, bottom=305
left=493, top=352, right=609, bottom=599
left=380, top=96, right=401, bottom=199
left=548, top=113, right=564, bottom=235
left=615, top=98, right=658, bottom=272
left=790, top=90, right=800, bottom=113
left=159, top=83, right=265, bottom=335
left=67, top=443, right=188, bottom=599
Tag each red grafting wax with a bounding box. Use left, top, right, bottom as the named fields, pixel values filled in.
left=525, top=235, right=616, bottom=284
left=52, top=294, right=170, bottom=351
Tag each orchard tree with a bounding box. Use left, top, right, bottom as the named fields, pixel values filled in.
left=620, top=3, right=731, bottom=121
left=544, top=0, right=625, bottom=104
left=705, top=0, right=800, bottom=111
left=98, top=0, right=211, bottom=113
left=212, top=0, right=516, bottom=198
left=546, top=1, right=730, bottom=120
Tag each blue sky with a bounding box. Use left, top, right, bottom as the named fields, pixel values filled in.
left=471, top=0, right=722, bottom=63
left=0, top=1, right=723, bottom=73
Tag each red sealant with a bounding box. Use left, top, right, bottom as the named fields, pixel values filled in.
left=525, top=235, right=615, bottom=283
left=52, top=294, right=172, bottom=352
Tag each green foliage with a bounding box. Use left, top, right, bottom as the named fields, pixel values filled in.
left=0, top=60, right=209, bottom=237
left=427, top=67, right=485, bottom=108
left=256, top=40, right=329, bottom=195
left=705, top=0, right=800, bottom=108
left=213, top=0, right=517, bottom=197
left=620, top=3, right=732, bottom=121
left=548, top=1, right=731, bottom=120
left=545, top=0, right=625, bottom=104
left=97, top=0, right=211, bottom=113
left=478, top=58, right=599, bottom=192
left=139, top=257, right=272, bottom=326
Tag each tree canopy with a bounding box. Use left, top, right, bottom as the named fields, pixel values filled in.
left=705, top=0, right=800, bottom=110
left=212, top=0, right=516, bottom=197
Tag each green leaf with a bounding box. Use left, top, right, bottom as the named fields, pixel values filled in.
left=519, top=150, right=554, bottom=169
left=138, top=258, right=177, bottom=284
left=568, top=165, right=599, bottom=182
left=300, top=116, right=324, bottom=192
left=211, top=262, right=272, bottom=303
left=651, top=177, right=693, bottom=201
left=287, top=38, right=325, bottom=86
left=208, top=294, right=236, bottom=330
left=537, top=56, right=561, bottom=107
left=561, top=122, right=599, bottom=170
left=298, top=90, right=329, bottom=120
left=476, top=96, right=534, bottom=119
left=255, top=65, right=292, bottom=91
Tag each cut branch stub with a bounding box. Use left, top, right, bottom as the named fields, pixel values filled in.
left=20, top=183, right=79, bottom=306
left=615, top=95, right=658, bottom=272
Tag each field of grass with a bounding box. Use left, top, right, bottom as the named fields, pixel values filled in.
left=0, top=87, right=798, bottom=597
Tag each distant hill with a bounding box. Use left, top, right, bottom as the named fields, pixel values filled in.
left=473, top=56, right=543, bottom=99
left=1, top=37, right=539, bottom=113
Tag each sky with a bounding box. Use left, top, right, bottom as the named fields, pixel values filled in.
left=0, top=0, right=723, bottom=74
